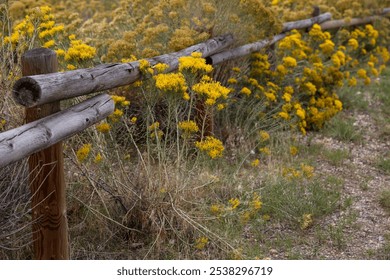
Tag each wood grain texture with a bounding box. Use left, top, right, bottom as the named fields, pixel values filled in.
left=321, top=8, right=390, bottom=30
left=209, top=34, right=287, bottom=65
left=12, top=34, right=234, bottom=107
left=22, top=48, right=69, bottom=260
left=321, top=15, right=384, bottom=30
left=0, top=94, right=114, bottom=168
left=282, top=12, right=332, bottom=33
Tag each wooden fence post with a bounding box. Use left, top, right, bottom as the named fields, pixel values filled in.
left=21, top=48, right=69, bottom=259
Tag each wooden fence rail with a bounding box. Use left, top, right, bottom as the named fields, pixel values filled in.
left=13, top=34, right=234, bottom=108
left=1, top=9, right=389, bottom=259
left=0, top=94, right=113, bottom=168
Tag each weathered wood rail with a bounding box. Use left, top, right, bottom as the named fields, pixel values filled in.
left=1, top=8, right=389, bottom=259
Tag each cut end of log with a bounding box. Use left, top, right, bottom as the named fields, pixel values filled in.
left=13, top=77, right=42, bottom=107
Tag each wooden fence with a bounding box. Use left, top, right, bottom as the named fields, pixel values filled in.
left=0, top=9, right=389, bottom=259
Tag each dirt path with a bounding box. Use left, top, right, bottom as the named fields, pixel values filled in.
left=307, top=111, right=390, bottom=259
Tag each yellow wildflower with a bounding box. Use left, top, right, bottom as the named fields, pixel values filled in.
left=76, top=143, right=91, bottom=162
left=229, top=198, right=240, bottom=210
left=139, top=59, right=151, bottom=73
left=154, top=73, right=188, bottom=97
left=153, top=63, right=169, bottom=73
left=259, top=147, right=271, bottom=155
left=192, top=80, right=230, bottom=106
left=94, top=153, right=102, bottom=163
left=283, top=56, right=297, bottom=68
left=178, top=52, right=213, bottom=73
left=259, top=130, right=270, bottom=141
left=96, top=122, right=111, bottom=133
left=290, top=146, right=298, bottom=156
left=43, top=40, right=55, bottom=48
left=109, top=109, right=124, bottom=122
left=276, top=64, right=288, bottom=75
left=278, top=111, right=290, bottom=120
left=309, top=24, right=328, bottom=41
left=282, top=93, right=292, bottom=102
left=195, top=136, right=224, bottom=159
left=251, top=159, right=260, bottom=167
left=148, top=122, right=160, bottom=131
left=178, top=120, right=199, bottom=138
left=150, top=130, right=164, bottom=140
left=251, top=193, right=262, bottom=210
left=301, top=163, right=314, bottom=178
left=65, top=39, right=96, bottom=61
left=319, top=39, right=335, bottom=54
left=210, top=204, right=223, bottom=216
left=348, top=77, right=357, bottom=87
left=357, top=69, right=367, bottom=79
left=304, top=82, right=317, bottom=95
left=240, top=87, right=251, bottom=96
left=66, top=64, right=76, bottom=70
left=0, top=119, right=6, bottom=131
left=55, top=49, right=65, bottom=56
left=334, top=100, right=343, bottom=111
left=347, top=38, right=359, bottom=50
left=296, top=108, right=306, bottom=120
left=111, top=95, right=126, bottom=105
left=228, top=78, right=238, bottom=84
left=194, top=236, right=208, bottom=250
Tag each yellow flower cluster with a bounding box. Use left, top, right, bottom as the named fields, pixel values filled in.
left=278, top=30, right=309, bottom=59
left=0, top=119, right=6, bottom=131
left=259, top=130, right=270, bottom=141
left=178, top=52, right=213, bottom=74
left=308, top=24, right=331, bottom=42
left=154, top=73, right=188, bottom=99
left=64, top=37, right=96, bottom=62
left=96, top=122, right=111, bottom=133
left=319, top=39, right=335, bottom=55
left=195, top=136, right=224, bottom=159
left=348, top=38, right=359, bottom=50
left=94, top=153, right=102, bottom=164
left=194, top=236, right=208, bottom=250
left=192, top=77, right=231, bottom=106
left=109, top=109, right=124, bottom=122
left=251, top=159, right=260, bottom=167
left=76, top=143, right=91, bottom=162
left=178, top=120, right=199, bottom=138
left=282, top=163, right=314, bottom=179
left=259, top=147, right=271, bottom=156
left=147, top=121, right=164, bottom=140
left=3, top=6, right=63, bottom=51
left=250, top=52, right=272, bottom=78
left=250, top=193, right=262, bottom=211
left=228, top=198, right=240, bottom=210
left=210, top=204, right=224, bottom=216
left=240, top=87, right=252, bottom=96
left=290, top=146, right=298, bottom=156
left=111, top=95, right=130, bottom=106
left=148, top=121, right=160, bottom=131
left=153, top=63, right=169, bottom=73
left=283, top=56, right=297, bottom=68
